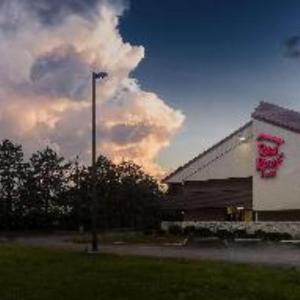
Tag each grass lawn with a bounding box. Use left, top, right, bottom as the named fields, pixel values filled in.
left=0, top=245, right=300, bottom=300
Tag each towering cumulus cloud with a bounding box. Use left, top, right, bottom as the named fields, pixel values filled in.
left=0, top=0, right=184, bottom=176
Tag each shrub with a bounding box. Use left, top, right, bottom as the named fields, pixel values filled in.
left=254, top=229, right=265, bottom=239
left=194, top=227, right=215, bottom=238
left=168, top=224, right=182, bottom=236
left=264, top=232, right=291, bottom=241
left=143, top=229, right=153, bottom=235
left=216, top=229, right=234, bottom=240
left=279, top=232, right=292, bottom=240
left=254, top=230, right=292, bottom=241
left=155, top=229, right=166, bottom=236
left=183, top=225, right=196, bottom=236
left=233, top=229, right=248, bottom=239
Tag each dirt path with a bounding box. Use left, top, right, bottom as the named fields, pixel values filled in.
left=5, top=235, right=300, bottom=267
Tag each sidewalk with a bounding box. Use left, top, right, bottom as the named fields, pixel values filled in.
left=9, top=235, right=300, bottom=268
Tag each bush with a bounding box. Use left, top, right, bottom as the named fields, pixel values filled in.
left=194, top=227, right=215, bottom=238
left=233, top=229, right=248, bottom=239
left=168, top=224, right=182, bottom=236
left=253, top=230, right=265, bottom=239
left=277, top=232, right=292, bottom=240
left=183, top=225, right=196, bottom=236
left=143, top=229, right=153, bottom=235
left=216, top=229, right=234, bottom=240
left=155, top=229, right=166, bottom=236
left=254, top=230, right=292, bottom=241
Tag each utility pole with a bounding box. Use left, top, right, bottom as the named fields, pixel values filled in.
left=91, top=71, right=108, bottom=252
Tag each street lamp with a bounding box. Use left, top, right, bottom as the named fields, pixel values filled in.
left=91, top=71, right=108, bottom=253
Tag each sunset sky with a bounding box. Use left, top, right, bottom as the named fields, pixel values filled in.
left=1, top=0, right=300, bottom=176
left=120, top=0, right=300, bottom=171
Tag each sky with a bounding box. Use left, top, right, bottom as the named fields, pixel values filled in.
left=119, top=0, right=300, bottom=171
left=0, top=0, right=300, bottom=176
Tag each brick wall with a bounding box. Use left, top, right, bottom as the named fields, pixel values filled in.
left=257, top=210, right=300, bottom=221
left=184, top=208, right=227, bottom=221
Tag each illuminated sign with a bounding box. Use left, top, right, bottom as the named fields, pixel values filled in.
left=256, top=133, right=285, bottom=178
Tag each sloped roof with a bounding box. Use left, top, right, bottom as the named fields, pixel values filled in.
left=164, top=101, right=300, bottom=184
left=163, top=121, right=252, bottom=182
left=252, top=101, right=300, bottom=134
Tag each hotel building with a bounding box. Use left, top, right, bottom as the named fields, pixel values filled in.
left=164, top=102, right=300, bottom=222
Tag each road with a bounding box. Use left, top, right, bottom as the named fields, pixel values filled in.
left=7, top=234, right=300, bottom=268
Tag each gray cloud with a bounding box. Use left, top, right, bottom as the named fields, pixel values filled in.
left=30, top=46, right=91, bottom=100
left=0, top=1, right=28, bottom=33
left=102, top=123, right=152, bottom=145
left=285, top=35, right=300, bottom=58
left=0, top=0, right=127, bottom=29
left=25, top=0, right=102, bottom=26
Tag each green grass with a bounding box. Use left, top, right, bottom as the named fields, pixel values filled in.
left=0, top=244, right=300, bottom=300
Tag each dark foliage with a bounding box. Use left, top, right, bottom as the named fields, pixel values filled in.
left=194, top=227, right=214, bottom=238
left=254, top=230, right=292, bottom=241
left=168, top=224, right=182, bottom=236
left=183, top=225, right=196, bottom=236
left=0, top=139, right=163, bottom=231
left=216, top=229, right=235, bottom=240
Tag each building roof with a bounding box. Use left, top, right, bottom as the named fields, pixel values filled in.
left=252, top=101, right=300, bottom=134
left=164, top=101, right=300, bottom=183
left=163, top=121, right=252, bottom=182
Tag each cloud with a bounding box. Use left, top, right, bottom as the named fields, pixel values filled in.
left=0, top=0, right=127, bottom=28
left=285, top=35, right=300, bottom=58
left=0, top=0, right=184, bottom=176
left=25, top=0, right=103, bottom=25
left=30, top=45, right=90, bottom=100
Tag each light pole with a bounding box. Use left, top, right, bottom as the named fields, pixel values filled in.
left=91, top=71, right=107, bottom=252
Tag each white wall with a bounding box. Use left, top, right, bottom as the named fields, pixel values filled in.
left=166, top=123, right=253, bottom=183
left=166, top=117, right=300, bottom=212
left=161, top=221, right=300, bottom=238
left=253, top=120, right=300, bottom=211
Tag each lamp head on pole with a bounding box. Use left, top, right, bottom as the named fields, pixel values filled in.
left=93, top=72, right=108, bottom=80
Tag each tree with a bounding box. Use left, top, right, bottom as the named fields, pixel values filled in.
left=27, top=147, right=71, bottom=228
left=71, top=155, right=120, bottom=230
left=0, top=141, right=163, bottom=231
left=117, top=161, right=162, bottom=231
left=67, top=156, right=162, bottom=231
left=64, top=156, right=89, bottom=230
left=0, top=139, right=26, bottom=229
